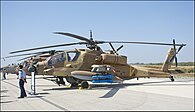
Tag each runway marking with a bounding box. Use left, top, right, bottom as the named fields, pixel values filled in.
left=2, top=80, right=69, bottom=111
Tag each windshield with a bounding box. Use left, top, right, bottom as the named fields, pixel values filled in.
left=47, top=51, right=80, bottom=66
left=67, top=51, right=80, bottom=62
left=47, top=52, right=66, bottom=66
left=23, top=61, right=29, bottom=68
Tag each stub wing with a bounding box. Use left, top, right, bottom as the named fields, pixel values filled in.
left=71, top=71, right=96, bottom=81
left=71, top=70, right=123, bottom=83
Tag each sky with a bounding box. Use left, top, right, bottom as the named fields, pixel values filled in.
left=1, top=1, right=194, bottom=67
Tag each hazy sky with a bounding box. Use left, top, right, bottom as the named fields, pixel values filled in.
left=1, top=1, right=194, bottom=67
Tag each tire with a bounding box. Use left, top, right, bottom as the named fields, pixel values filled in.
left=170, top=78, right=174, bottom=82
left=170, top=76, right=174, bottom=82
left=81, top=81, right=89, bottom=88
left=71, top=83, right=78, bottom=88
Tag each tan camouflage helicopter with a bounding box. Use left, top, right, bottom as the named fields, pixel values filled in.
left=9, top=31, right=186, bottom=88
left=1, top=50, right=55, bottom=75
left=0, top=63, right=19, bottom=75
left=1, top=50, right=66, bottom=85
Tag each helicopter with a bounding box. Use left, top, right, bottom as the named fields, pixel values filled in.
left=1, top=50, right=67, bottom=83
left=0, top=63, right=19, bottom=75
left=9, top=31, right=186, bottom=88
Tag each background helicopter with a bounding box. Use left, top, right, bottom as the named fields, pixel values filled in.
left=1, top=50, right=67, bottom=84
left=9, top=31, right=186, bottom=88
left=1, top=50, right=54, bottom=74
left=0, top=63, right=19, bottom=75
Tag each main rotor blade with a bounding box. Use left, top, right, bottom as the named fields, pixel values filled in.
left=173, top=39, right=178, bottom=67
left=1, top=53, right=41, bottom=59
left=10, top=42, right=86, bottom=54
left=17, top=56, right=34, bottom=61
left=175, top=56, right=178, bottom=67
left=54, top=32, right=91, bottom=43
left=96, top=41, right=186, bottom=46
left=176, top=45, right=184, bottom=54
left=173, top=39, right=176, bottom=52
left=109, top=42, right=116, bottom=53
left=116, top=45, right=124, bottom=52
left=17, top=53, right=52, bottom=61
left=2, top=50, right=63, bottom=59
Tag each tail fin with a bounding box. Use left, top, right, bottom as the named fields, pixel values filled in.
left=161, top=48, right=175, bottom=72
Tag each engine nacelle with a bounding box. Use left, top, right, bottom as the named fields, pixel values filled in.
left=101, top=54, right=127, bottom=65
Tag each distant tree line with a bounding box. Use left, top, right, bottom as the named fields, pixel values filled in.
left=174, top=62, right=195, bottom=66
left=130, top=62, right=195, bottom=66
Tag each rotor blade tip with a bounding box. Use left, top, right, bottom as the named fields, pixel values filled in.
left=53, top=32, right=59, bottom=34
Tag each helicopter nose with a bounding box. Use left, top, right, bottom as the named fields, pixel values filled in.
left=37, top=61, right=47, bottom=67
left=38, top=61, right=44, bottom=66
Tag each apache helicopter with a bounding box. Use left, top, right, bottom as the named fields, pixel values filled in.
left=9, top=31, right=186, bottom=88
left=0, top=63, right=19, bottom=75
left=1, top=51, right=48, bottom=75
left=2, top=50, right=67, bottom=85
left=2, top=51, right=59, bottom=74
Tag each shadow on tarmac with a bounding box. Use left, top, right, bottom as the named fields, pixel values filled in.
left=92, top=80, right=194, bottom=98
left=0, top=95, right=9, bottom=98
left=25, top=95, right=45, bottom=99
left=42, top=86, right=77, bottom=91
left=41, top=79, right=194, bottom=98
left=0, top=100, right=17, bottom=103
left=0, top=90, right=8, bottom=93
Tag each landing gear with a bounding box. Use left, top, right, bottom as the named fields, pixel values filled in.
left=80, top=81, right=89, bottom=89
left=56, top=76, right=65, bottom=86
left=70, top=83, right=79, bottom=88
left=66, top=76, right=79, bottom=88
left=170, top=76, right=174, bottom=82
left=65, top=76, right=89, bottom=89
left=69, top=81, right=89, bottom=89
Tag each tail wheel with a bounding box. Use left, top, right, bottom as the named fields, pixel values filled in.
left=81, top=81, right=89, bottom=88
left=170, top=76, right=174, bottom=82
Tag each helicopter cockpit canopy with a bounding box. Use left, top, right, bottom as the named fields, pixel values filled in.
left=22, top=61, right=29, bottom=68
left=47, top=52, right=66, bottom=66
left=47, top=50, right=80, bottom=66
left=67, top=51, right=80, bottom=61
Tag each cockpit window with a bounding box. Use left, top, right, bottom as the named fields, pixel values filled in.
left=67, top=51, right=80, bottom=61
left=47, top=51, right=80, bottom=66
left=47, top=57, right=52, bottom=66
left=47, top=52, right=66, bottom=66
left=23, top=61, right=28, bottom=68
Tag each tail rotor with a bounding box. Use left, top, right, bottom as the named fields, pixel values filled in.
left=171, top=39, right=185, bottom=67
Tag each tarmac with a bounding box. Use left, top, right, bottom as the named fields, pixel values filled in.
left=0, top=73, right=194, bottom=111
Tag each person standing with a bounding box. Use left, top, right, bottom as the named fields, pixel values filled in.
left=18, top=65, right=27, bottom=98
left=3, top=69, right=6, bottom=79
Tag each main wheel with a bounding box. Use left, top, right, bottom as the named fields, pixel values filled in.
left=81, top=81, right=89, bottom=89
left=71, top=83, right=79, bottom=88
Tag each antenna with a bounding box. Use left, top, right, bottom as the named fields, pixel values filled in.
left=90, top=30, right=93, bottom=41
